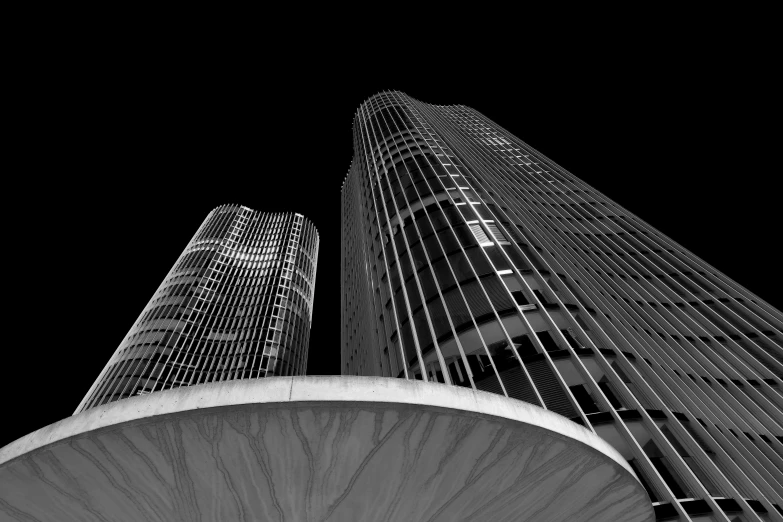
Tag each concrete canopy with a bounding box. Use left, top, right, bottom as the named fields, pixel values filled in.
left=0, top=377, right=653, bottom=521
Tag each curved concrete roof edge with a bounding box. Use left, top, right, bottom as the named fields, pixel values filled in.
left=0, top=376, right=634, bottom=478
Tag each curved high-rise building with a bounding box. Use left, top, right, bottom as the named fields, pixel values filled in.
left=1, top=140, right=652, bottom=520
left=342, top=92, right=783, bottom=521
left=77, top=204, right=319, bottom=412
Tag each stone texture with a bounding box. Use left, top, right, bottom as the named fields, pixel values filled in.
left=0, top=377, right=653, bottom=522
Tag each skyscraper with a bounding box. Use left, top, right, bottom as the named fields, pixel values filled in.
left=1, top=207, right=650, bottom=522
left=342, top=92, right=783, bottom=521
left=78, top=204, right=320, bottom=411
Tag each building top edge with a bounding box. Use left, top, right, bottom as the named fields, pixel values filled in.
left=208, top=204, right=317, bottom=229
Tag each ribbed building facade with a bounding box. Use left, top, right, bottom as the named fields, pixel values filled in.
left=341, top=92, right=783, bottom=521
left=77, top=205, right=319, bottom=412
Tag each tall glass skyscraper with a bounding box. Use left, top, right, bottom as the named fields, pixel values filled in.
left=78, top=204, right=319, bottom=412
left=0, top=200, right=653, bottom=522
left=341, top=92, right=783, bottom=521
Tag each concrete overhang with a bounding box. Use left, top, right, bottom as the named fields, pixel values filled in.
left=0, top=376, right=654, bottom=521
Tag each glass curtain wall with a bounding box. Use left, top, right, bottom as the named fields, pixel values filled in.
left=341, top=91, right=783, bottom=522
left=77, top=205, right=319, bottom=412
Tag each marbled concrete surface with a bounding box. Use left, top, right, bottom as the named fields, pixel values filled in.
left=0, top=377, right=653, bottom=521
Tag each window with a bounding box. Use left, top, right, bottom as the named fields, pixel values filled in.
left=597, top=380, right=623, bottom=409
left=535, top=330, right=561, bottom=352
left=534, top=289, right=549, bottom=305
left=627, top=459, right=660, bottom=502
left=569, top=384, right=601, bottom=414
left=512, top=334, right=538, bottom=358
left=468, top=223, right=492, bottom=246
left=486, top=222, right=510, bottom=244
left=560, top=329, right=581, bottom=349
left=511, top=291, right=529, bottom=306
left=643, top=440, right=692, bottom=499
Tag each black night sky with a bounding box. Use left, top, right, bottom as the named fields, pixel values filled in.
left=4, top=33, right=779, bottom=447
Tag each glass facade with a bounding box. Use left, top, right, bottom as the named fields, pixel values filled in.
left=77, top=205, right=319, bottom=412
left=341, top=92, right=783, bottom=521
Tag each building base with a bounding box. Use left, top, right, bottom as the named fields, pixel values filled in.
left=0, top=377, right=653, bottom=521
